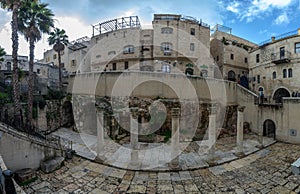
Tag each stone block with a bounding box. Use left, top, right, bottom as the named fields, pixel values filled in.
left=14, top=168, right=36, bottom=185
left=41, top=157, right=65, bottom=174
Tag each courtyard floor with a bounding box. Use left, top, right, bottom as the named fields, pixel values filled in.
left=52, top=128, right=276, bottom=171
left=21, top=142, right=300, bottom=193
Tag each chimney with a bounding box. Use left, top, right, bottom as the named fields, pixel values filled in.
left=271, top=36, right=275, bottom=42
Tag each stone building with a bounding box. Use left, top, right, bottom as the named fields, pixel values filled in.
left=0, top=55, right=29, bottom=71
left=41, top=14, right=215, bottom=77
left=249, top=29, right=300, bottom=103
left=89, top=14, right=214, bottom=76
left=42, top=36, right=91, bottom=74
left=34, top=62, right=59, bottom=95
left=210, top=24, right=257, bottom=83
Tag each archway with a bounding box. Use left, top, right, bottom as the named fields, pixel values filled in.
left=273, top=88, right=290, bottom=103
left=185, top=67, right=194, bottom=75
left=263, top=119, right=276, bottom=138
left=228, top=70, right=236, bottom=81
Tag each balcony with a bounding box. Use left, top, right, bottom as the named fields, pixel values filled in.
left=271, top=51, right=291, bottom=64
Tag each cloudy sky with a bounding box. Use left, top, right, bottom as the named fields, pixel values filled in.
left=0, top=0, right=300, bottom=60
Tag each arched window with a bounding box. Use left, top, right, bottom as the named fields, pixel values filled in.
left=272, top=71, right=276, bottom=79
left=161, top=27, right=173, bottom=34
left=228, top=70, right=236, bottom=81
left=161, top=42, right=172, bottom=56
left=123, top=45, right=134, bottom=54
left=288, top=68, right=293, bottom=77
left=283, top=69, right=287, bottom=78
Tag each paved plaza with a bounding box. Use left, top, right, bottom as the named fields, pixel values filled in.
left=20, top=130, right=300, bottom=193
left=21, top=142, right=300, bottom=193
left=53, top=128, right=276, bottom=171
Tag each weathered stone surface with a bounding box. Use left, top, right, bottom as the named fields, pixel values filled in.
left=41, top=156, right=65, bottom=173
left=14, top=168, right=36, bottom=184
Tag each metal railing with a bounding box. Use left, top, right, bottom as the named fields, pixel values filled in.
left=0, top=120, right=72, bottom=151
left=271, top=51, right=291, bottom=63
left=258, top=30, right=298, bottom=46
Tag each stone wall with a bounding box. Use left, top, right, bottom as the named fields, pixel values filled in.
left=36, top=99, right=74, bottom=132
left=0, top=124, right=63, bottom=171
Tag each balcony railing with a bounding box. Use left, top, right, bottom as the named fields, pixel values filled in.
left=271, top=51, right=291, bottom=64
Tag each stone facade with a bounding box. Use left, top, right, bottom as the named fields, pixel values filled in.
left=42, top=36, right=91, bottom=74
left=249, top=29, right=300, bottom=102
left=210, top=27, right=257, bottom=81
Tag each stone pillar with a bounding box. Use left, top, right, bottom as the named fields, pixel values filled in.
left=207, top=103, right=217, bottom=164
left=236, top=106, right=245, bottom=156
left=130, top=107, right=139, bottom=167
left=257, top=107, right=264, bottom=148
left=96, top=109, right=105, bottom=160
left=170, top=108, right=180, bottom=169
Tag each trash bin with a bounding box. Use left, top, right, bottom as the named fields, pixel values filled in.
left=66, top=149, right=73, bottom=159
left=3, top=169, right=17, bottom=194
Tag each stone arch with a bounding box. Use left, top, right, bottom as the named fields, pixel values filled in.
left=185, top=67, right=194, bottom=75
left=263, top=119, right=276, bottom=138
left=228, top=70, right=236, bottom=81
left=272, top=87, right=291, bottom=103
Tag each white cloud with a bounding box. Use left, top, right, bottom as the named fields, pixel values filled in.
left=226, top=1, right=240, bottom=13
left=274, top=12, right=290, bottom=25
left=0, top=15, right=92, bottom=60
left=253, top=0, right=293, bottom=11
left=54, top=16, right=91, bottom=41
left=225, top=0, right=294, bottom=22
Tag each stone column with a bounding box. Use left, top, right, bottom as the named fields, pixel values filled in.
left=257, top=107, right=264, bottom=148
left=170, top=108, right=180, bottom=169
left=130, top=107, right=139, bottom=167
left=96, top=109, right=105, bottom=161
left=207, top=103, right=217, bottom=164
left=236, top=106, right=245, bottom=156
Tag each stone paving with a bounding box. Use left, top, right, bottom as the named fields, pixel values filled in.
left=53, top=128, right=276, bottom=171
left=22, top=142, right=300, bottom=193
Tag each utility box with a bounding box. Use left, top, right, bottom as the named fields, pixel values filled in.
left=291, top=158, right=300, bottom=175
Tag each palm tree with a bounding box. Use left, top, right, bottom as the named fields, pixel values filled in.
left=0, top=0, right=22, bottom=127
left=0, top=46, right=6, bottom=61
left=18, top=0, right=54, bottom=128
left=48, top=28, right=68, bottom=91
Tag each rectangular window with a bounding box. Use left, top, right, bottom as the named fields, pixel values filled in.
left=71, top=60, right=76, bottom=67
left=216, top=56, right=219, bottom=61
left=124, top=61, right=128, bottom=69
left=190, top=43, right=195, bottom=51
left=252, top=77, right=256, bottom=82
left=256, top=54, right=260, bottom=63
left=112, top=63, right=116, bottom=70
left=53, top=54, right=57, bottom=59
left=190, top=28, right=195, bottom=35
left=280, top=47, right=285, bottom=59
left=244, top=57, right=248, bottom=63
left=257, top=75, right=260, bottom=83
left=295, top=42, right=300, bottom=53
left=37, top=69, right=40, bottom=74
left=230, top=53, right=234, bottom=60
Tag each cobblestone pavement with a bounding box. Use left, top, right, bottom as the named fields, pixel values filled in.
left=53, top=128, right=275, bottom=171
left=22, top=142, right=300, bottom=193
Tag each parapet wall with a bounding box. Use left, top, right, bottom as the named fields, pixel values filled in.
left=0, top=123, right=64, bottom=171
